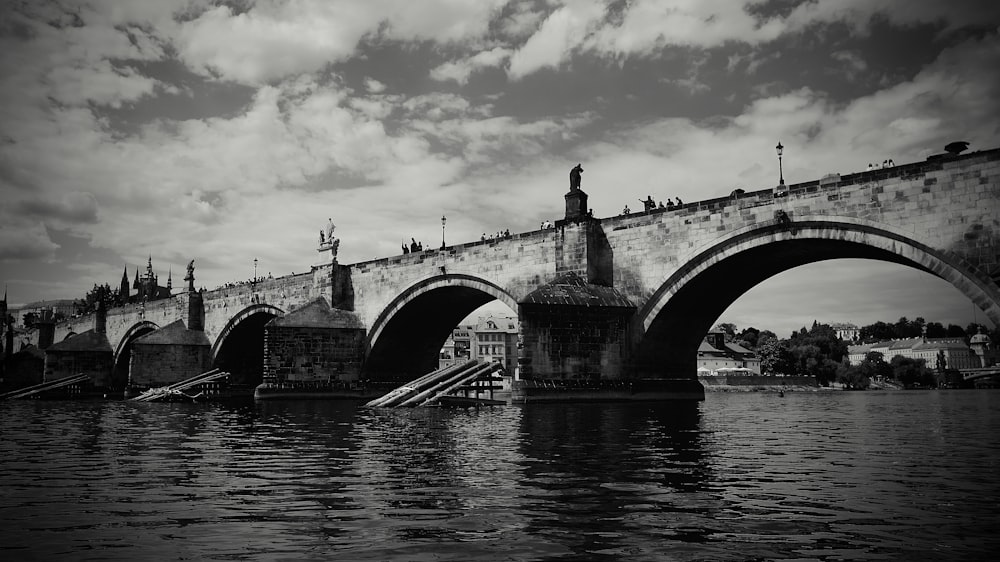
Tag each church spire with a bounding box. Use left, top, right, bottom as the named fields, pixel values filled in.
left=120, top=266, right=130, bottom=302
left=167, top=268, right=172, bottom=291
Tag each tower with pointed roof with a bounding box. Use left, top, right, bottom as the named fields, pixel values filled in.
left=119, top=266, right=129, bottom=303
left=129, top=257, right=172, bottom=303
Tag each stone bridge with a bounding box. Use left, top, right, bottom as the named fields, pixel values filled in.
left=43, top=148, right=1000, bottom=397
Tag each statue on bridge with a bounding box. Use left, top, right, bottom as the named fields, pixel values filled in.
left=318, top=218, right=340, bottom=261
left=184, top=260, right=195, bottom=292
left=325, top=218, right=336, bottom=245
left=570, top=164, right=583, bottom=191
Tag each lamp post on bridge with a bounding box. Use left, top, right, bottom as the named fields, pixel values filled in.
left=441, top=215, right=447, bottom=250
left=776, top=141, right=785, bottom=187
left=253, top=257, right=258, bottom=283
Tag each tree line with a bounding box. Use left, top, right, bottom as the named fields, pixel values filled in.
left=712, top=317, right=996, bottom=388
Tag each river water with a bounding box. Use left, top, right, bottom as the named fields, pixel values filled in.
left=1, top=390, right=998, bottom=561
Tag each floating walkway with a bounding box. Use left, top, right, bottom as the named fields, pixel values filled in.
left=130, top=369, right=231, bottom=402
left=0, top=373, right=91, bottom=400
left=365, top=360, right=504, bottom=408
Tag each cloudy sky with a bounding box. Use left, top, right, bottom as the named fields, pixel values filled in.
left=1, top=0, right=998, bottom=336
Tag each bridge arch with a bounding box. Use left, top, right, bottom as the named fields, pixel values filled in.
left=212, top=304, right=284, bottom=387
left=365, top=274, right=518, bottom=380
left=634, top=215, right=1000, bottom=377
left=113, top=321, right=159, bottom=389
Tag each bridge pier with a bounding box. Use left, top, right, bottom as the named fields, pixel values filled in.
left=254, top=297, right=371, bottom=400
left=124, top=290, right=211, bottom=397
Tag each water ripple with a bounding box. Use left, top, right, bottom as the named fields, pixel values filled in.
left=1, top=391, right=998, bottom=560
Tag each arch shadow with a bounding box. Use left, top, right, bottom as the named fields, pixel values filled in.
left=365, top=274, right=518, bottom=380
left=211, top=304, right=285, bottom=362
left=113, top=320, right=159, bottom=388
left=633, top=216, right=1000, bottom=378
left=212, top=304, right=284, bottom=387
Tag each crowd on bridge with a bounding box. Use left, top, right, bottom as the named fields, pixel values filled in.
left=623, top=195, right=684, bottom=215
left=218, top=274, right=273, bottom=290
left=867, top=159, right=895, bottom=170
left=402, top=238, right=424, bottom=254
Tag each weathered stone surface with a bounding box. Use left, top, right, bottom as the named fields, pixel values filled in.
left=128, top=319, right=211, bottom=389
left=30, top=148, right=1000, bottom=384
left=520, top=272, right=635, bottom=380
left=264, top=298, right=365, bottom=384
left=43, top=329, right=114, bottom=387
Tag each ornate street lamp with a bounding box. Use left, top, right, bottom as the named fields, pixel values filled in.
left=441, top=215, right=447, bottom=250
left=776, top=141, right=785, bottom=187
left=253, top=257, right=258, bottom=282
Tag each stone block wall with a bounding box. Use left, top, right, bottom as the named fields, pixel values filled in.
left=129, top=343, right=211, bottom=389
left=201, top=273, right=317, bottom=343
left=604, top=149, right=1000, bottom=307
left=519, top=304, right=632, bottom=380
left=348, top=230, right=558, bottom=329
left=44, top=351, right=113, bottom=387
left=263, top=326, right=366, bottom=384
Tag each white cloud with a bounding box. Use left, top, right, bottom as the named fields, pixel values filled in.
left=46, top=61, right=163, bottom=108
left=364, top=77, right=387, bottom=93
left=590, top=0, right=783, bottom=56
left=430, top=47, right=512, bottom=84
left=175, top=0, right=508, bottom=84
left=499, top=1, right=546, bottom=38
left=508, top=1, right=606, bottom=80
left=503, top=1, right=1000, bottom=80
left=784, top=0, right=1000, bottom=36
left=565, top=31, right=1000, bottom=215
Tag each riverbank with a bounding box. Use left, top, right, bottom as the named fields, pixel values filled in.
left=698, top=374, right=824, bottom=392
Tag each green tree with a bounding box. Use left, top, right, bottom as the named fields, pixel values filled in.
left=946, top=324, right=967, bottom=338
left=75, top=283, right=121, bottom=315
left=785, top=322, right=850, bottom=385
left=859, top=321, right=896, bottom=343
left=925, top=322, right=946, bottom=338
left=890, top=356, right=935, bottom=387
left=836, top=358, right=870, bottom=389
left=736, top=326, right=761, bottom=349
left=713, top=322, right=737, bottom=342
left=859, top=351, right=892, bottom=380
left=757, top=333, right=793, bottom=375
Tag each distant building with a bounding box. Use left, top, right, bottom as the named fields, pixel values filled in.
left=848, top=334, right=986, bottom=370
left=473, top=315, right=518, bottom=370
left=830, top=322, right=859, bottom=342
left=697, top=331, right=761, bottom=375
left=439, top=316, right=518, bottom=372
left=129, top=256, right=172, bottom=303
left=439, top=324, right=474, bottom=369
left=8, top=299, right=76, bottom=328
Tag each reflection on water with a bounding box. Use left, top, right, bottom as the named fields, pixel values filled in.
left=1, top=391, right=998, bottom=560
